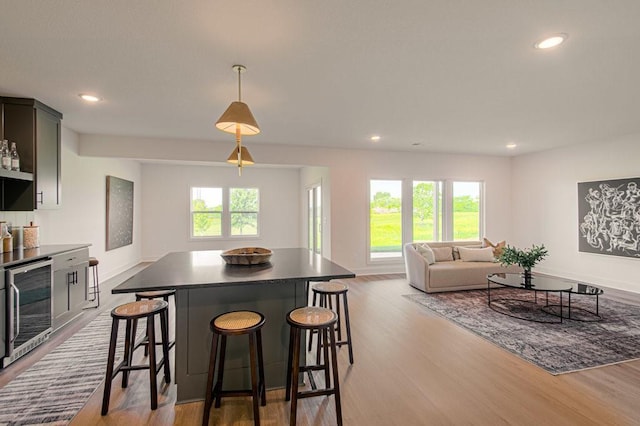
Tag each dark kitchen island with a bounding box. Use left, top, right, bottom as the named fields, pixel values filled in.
left=112, top=248, right=355, bottom=403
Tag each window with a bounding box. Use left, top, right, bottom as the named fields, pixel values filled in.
left=368, top=179, right=483, bottom=260
left=452, top=181, right=481, bottom=241
left=412, top=180, right=482, bottom=242
left=190, top=187, right=260, bottom=238
left=191, top=187, right=223, bottom=237
left=369, top=179, right=402, bottom=259
left=230, top=188, right=259, bottom=236
left=412, top=181, right=443, bottom=242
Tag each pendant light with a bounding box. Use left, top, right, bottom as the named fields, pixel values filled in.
left=215, top=64, right=259, bottom=175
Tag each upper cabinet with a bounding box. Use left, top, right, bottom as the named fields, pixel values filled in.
left=0, top=97, right=63, bottom=210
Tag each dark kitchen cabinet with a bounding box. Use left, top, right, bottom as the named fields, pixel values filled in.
left=0, top=97, right=63, bottom=210
left=52, top=248, right=89, bottom=330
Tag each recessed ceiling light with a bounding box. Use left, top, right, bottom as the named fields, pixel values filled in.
left=79, top=93, right=102, bottom=102
left=506, top=143, right=517, bottom=149
left=534, top=33, right=568, bottom=49
left=370, top=135, right=381, bottom=142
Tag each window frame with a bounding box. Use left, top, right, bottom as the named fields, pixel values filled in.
left=229, top=187, right=260, bottom=237
left=189, top=186, right=261, bottom=239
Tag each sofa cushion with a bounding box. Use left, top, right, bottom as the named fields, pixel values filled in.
left=457, top=246, right=495, bottom=262
left=428, top=261, right=517, bottom=289
left=415, top=243, right=435, bottom=264
left=431, top=246, right=454, bottom=262
left=452, top=244, right=482, bottom=259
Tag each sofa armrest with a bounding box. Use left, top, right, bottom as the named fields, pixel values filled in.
left=404, top=243, right=429, bottom=291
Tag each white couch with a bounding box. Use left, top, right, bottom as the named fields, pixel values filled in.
left=404, top=241, right=522, bottom=293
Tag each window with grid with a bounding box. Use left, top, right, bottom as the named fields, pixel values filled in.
left=191, top=187, right=223, bottom=237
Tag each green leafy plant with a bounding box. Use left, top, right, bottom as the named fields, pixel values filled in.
left=498, top=244, right=548, bottom=271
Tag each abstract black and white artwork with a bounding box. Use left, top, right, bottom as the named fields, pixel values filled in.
left=578, top=177, right=640, bottom=258
left=106, top=175, right=134, bottom=251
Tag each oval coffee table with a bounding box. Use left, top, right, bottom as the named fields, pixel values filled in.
left=487, top=273, right=574, bottom=323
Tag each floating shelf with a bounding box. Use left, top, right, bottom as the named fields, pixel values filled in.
left=0, top=168, right=34, bottom=182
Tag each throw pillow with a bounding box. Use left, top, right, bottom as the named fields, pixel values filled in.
left=457, top=246, right=495, bottom=262
left=415, top=243, right=436, bottom=265
left=453, top=244, right=482, bottom=260
left=431, top=246, right=454, bottom=262
left=482, top=237, right=506, bottom=257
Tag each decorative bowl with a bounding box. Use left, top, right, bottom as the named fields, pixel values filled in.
left=221, top=247, right=273, bottom=265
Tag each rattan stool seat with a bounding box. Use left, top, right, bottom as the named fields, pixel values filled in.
left=213, top=311, right=264, bottom=332
left=288, top=307, right=337, bottom=329
left=89, top=257, right=99, bottom=267
left=312, top=282, right=348, bottom=294
left=135, top=289, right=176, bottom=299
left=112, top=300, right=168, bottom=319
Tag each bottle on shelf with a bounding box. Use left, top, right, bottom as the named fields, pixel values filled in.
left=1, top=140, right=10, bottom=170
left=10, top=142, right=20, bottom=171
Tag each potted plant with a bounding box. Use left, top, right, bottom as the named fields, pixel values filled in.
left=498, top=244, right=548, bottom=285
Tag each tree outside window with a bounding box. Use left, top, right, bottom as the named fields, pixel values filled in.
left=230, top=188, right=259, bottom=236
left=191, top=187, right=222, bottom=237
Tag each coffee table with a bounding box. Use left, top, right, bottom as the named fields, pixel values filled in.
left=487, top=273, right=574, bottom=323
left=543, top=282, right=604, bottom=321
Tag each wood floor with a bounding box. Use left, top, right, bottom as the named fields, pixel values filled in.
left=3, top=270, right=640, bottom=425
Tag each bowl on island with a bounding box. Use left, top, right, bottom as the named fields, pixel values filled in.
left=221, top=247, right=273, bottom=265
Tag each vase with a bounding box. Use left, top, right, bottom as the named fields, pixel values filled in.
left=522, top=269, right=533, bottom=286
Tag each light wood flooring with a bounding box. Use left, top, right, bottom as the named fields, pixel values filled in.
left=2, top=269, right=640, bottom=425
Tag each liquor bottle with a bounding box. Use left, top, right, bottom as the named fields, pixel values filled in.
left=1, top=140, right=10, bottom=170
left=10, top=142, right=20, bottom=171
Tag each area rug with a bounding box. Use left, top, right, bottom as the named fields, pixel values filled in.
left=0, top=311, right=145, bottom=425
left=403, top=288, right=640, bottom=375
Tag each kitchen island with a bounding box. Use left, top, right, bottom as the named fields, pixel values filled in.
left=112, top=248, right=355, bottom=403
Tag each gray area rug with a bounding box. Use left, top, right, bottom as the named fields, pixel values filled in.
left=0, top=311, right=144, bottom=425
left=404, top=288, right=640, bottom=374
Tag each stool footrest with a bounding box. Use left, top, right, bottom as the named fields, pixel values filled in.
left=297, top=388, right=337, bottom=399
left=215, top=389, right=262, bottom=399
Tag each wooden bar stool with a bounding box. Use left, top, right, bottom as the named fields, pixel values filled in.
left=308, top=282, right=354, bottom=364
left=286, top=306, right=342, bottom=426
left=202, top=310, right=266, bottom=426
left=136, top=290, right=176, bottom=354
left=101, top=299, right=171, bottom=415
left=87, top=257, right=100, bottom=308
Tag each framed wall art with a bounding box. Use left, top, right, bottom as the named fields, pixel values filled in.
left=578, top=177, right=640, bottom=258
left=106, top=175, right=134, bottom=251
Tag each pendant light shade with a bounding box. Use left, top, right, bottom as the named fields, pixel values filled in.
left=227, top=145, right=255, bottom=165
left=215, top=101, right=260, bottom=135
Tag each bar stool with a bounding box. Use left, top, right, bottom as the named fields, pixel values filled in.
left=286, top=306, right=342, bottom=426
left=136, top=290, right=176, bottom=355
left=202, top=310, right=266, bottom=426
left=308, top=282, right=354, bottom=364
left=87, top=257, right=100, bottom=308
left=101, top=299, right=171, bottom=415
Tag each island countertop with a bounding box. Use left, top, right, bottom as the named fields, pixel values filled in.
left=0, top=244, right=91, bottom=268
left=112, top=247, right=356, bottom=294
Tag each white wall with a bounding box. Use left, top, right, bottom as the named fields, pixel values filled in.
left=81, top=134, right=514, bottom=275
left=511, top=133, right=640, bottom=292
left=140, top=163, right=300, bottom=260
left=0, top=127, right=143, bottom=281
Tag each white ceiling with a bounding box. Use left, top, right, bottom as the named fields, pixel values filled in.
left=1, top=1, right=639, bottom=157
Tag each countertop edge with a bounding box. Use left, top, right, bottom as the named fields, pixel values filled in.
left=0, top=243, right=92, bottom=268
